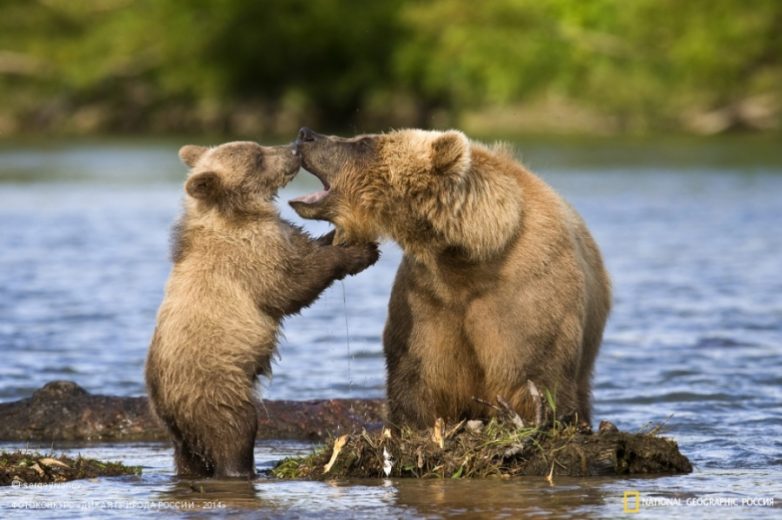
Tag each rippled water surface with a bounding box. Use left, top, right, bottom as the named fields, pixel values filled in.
left=1, top=138, right=781, bottom=518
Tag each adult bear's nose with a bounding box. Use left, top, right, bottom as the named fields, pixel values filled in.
left=298, top=127, right=316, bottom=142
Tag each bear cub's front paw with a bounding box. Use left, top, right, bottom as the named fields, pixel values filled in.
left=342, top=242, right=380, bottom=276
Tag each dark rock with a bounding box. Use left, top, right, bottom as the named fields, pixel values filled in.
left=0, top=380, right=385, bottom=442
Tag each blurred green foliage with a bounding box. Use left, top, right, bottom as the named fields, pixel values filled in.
left=0, top=0, right=779, bottom=136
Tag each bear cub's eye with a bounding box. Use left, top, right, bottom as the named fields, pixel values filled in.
left=254, top=150, right=265, bottom=170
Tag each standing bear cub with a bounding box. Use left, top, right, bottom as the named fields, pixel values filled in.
left=291, top=128, right=611, bottom=429
left=146, top=141, right=378, bottom=479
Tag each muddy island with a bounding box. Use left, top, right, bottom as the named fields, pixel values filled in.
left=273, top=417, right=692, bottom=480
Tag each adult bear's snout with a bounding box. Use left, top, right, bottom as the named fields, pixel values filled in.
left=297, top=127, right=318, bottom=143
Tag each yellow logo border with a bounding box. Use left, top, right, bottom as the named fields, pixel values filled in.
left=623, top=490, right=641, bottom=513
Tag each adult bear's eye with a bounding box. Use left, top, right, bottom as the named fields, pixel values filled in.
left=357, top=138, right=372, bottom=151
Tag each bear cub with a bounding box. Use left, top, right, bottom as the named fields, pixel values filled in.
left=146, top=141, right=378, bottom=479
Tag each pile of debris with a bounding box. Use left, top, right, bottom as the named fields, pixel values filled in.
left=0, top=451, right=141, bottom=486
left=273, top=394, right=692, bottom=480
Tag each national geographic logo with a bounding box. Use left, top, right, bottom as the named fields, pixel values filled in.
left=622, top=490, right=775, bottom=512
left=623, top=490, right=640, bottom=513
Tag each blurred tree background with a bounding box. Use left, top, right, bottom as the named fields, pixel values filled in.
left=0, top=0, right=779, bottom=138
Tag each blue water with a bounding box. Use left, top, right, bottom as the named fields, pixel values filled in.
left=1, top=138, right=780, bottom=518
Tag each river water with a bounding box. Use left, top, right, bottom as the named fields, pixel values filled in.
left=0, top=137, right=780, bottom=518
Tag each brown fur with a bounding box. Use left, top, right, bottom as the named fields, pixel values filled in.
left=146, top=141, right=379, bottom=478
left=291, top=128, right=611, bottom=428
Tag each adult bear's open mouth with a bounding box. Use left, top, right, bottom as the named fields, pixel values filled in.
left=289, top=127, right=335, bottom=210
left=289, top=168, right=331, bottom=205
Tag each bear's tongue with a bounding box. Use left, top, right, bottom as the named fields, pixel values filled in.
left=291, top=190, right=329, bottom=204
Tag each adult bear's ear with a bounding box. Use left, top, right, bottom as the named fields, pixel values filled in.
left=185, top=171, right=221, bottom=202
left=431, top=130, right=471, bottom=177
left=179, top=145, right=207, bottom=167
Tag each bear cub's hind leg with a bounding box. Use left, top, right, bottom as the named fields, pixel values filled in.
left=211, top=404, right=258, bottom=479
left=174, top=439, right=211, bottom=478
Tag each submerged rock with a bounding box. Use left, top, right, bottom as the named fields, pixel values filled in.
left=0, top=380, right=385, bottom=442
left=0, top=381, right=162, bottom=441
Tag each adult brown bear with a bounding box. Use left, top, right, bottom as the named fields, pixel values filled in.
left=290, top=128, right=611, bottom=428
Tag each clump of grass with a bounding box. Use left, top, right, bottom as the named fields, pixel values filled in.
left=272, top=394, right=692, bottom=479
left=0, top=451, right=142, bottom=486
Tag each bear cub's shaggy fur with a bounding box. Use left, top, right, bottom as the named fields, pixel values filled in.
left=146, top=141, right=378, bottom=479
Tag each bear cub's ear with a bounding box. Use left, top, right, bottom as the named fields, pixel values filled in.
left=431, top=130, right=471, bottom=177
left=179, top=145, right=207, bottom=167
left=185, top=171, right=221, bottom=202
